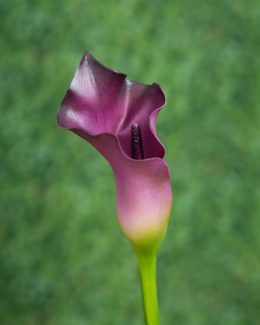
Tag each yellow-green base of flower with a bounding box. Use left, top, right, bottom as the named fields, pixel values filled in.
left=128, top=219, right=170, bottom=325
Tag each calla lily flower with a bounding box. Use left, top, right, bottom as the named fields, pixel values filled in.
left=57, top=52, right=172, bottom=248
left=57, top=52, right=172, bottom=325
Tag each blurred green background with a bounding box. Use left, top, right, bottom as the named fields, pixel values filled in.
left=1, top=0, right=259, bottom=324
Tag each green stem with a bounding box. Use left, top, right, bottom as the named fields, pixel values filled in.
left=137, top=253, right=159, bottom=325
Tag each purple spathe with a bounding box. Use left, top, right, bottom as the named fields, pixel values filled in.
left=57, top=52, right=172, bottom=245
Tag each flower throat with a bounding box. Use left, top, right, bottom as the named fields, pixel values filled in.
left=131, top=123, right=144, bottom=160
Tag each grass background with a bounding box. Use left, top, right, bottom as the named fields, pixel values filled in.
left=1, top=0, right=260, bottom=324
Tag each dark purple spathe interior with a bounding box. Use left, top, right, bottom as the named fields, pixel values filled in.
left=57, top=52, right=166, bottom=160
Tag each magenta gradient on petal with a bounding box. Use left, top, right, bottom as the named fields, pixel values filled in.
left=57, top=52, right=172, bottom=243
